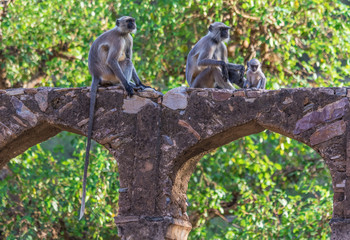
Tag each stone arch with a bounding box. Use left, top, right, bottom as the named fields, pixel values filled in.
left=159, top=87, right=349, bottom=239
left=0, top=86, right=161, bottom=166
left=1, top=86, right=350, bottom=239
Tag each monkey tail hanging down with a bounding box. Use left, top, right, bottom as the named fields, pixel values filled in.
left=80, top=16, right=150, bottom=220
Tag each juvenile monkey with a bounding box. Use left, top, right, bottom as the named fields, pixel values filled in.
left=80, top=16, right=149, bottom=220
left=215, top=63, right=246, bottom=89
left=244, top=58, right=266, bottom=89
left=227, top=63, right=245, bottom=88
left=186, top=22, right=236, bottom=89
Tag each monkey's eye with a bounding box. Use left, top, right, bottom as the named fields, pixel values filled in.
left=221, top=28, right=228, bottom=33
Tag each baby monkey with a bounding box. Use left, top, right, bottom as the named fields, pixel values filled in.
left=244, top=58, right=266, bottom=89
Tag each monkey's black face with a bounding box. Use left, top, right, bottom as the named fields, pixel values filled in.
left=220, top=28, right=229, bottom=39
left=251, top=64, right=259, bottom=72
left=126, top=18, right=136, bottom=30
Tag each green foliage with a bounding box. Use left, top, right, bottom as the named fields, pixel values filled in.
left=187, top=132, right=332, bottom=239
left=2, top=0, right=349, bottom=90
left=0, top=0, right=349, bottom=239
left=0, top=133, right=119, bottom=239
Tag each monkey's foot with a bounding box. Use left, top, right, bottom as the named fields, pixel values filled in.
left=136, top=87, right=163, bottom=98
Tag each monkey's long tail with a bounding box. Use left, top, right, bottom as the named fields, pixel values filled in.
left=79, top=77, right=100, bottom=220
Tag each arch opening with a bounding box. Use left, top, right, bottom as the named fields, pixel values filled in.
left=174, top=130, right=332, bottom=239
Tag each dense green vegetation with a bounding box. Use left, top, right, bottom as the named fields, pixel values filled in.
left=0, top=0, right=349, bottom=239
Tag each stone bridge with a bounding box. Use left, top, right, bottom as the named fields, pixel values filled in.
left=0, top=86, right=349, bottom=239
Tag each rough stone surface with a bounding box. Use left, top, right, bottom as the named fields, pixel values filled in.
left=122, top=95, right=157, bottom=114
left=346, top=132, right=350, bottom=177
left=336, top=88, right=347, bottom=96
left=10, top=96, right=38, bottom=126
left=294, top=98, right=349, bottom=134
left=162, top=87, right=188, bottom=110
left=233, top=91, right=245, bottom=97
left=6, top=88, right=24, bottom=96
left=330, top=220, right=350, bottom=240
left=309, top=120, right=346, bottom=146
left=136, top=88, right=163, bottom=99
left=211, top=90, right=233, bottom=101
left=34, top=89, right=50, bottom=112
left=246, top=90, right=264, bottom=98
left=0, top=86, right=350, bottom=239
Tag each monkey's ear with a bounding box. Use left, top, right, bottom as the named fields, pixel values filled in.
left=116, top=19, right=120, bottom=26
left=209, top=25, right=213, bottom=32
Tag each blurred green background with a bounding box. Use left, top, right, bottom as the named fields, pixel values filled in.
left=0, top=0, right=349, bottom=239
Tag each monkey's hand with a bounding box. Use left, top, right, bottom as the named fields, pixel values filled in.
left=221, top=63, right=229, bottom=81
left=125, top=83, right=134, bottom=96
left=129, top=82, right=141, bottom=90
left=132, top=83, right=152, bottom=91
left=138, top=83, right=152, bottom=90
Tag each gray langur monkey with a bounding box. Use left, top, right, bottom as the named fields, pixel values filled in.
left=244, top=58, right=266, bottom=89
left=80, top=16, right=149, bottom=220
left=186, top=22, right=237, bottom=89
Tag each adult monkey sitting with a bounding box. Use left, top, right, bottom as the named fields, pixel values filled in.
left=80, top=16, right=149, bottom=220
left=186, top=22, right=243, bottom=89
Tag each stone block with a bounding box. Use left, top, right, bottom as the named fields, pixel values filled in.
left=35, top=90, right=50, bottom=112
left=246, top=91, right=261, bottom=98
left=294, top=98, right=349, bottom=134
left=233, top=91, right=245, bottom=97
left=319, top=88, right=334, bottom=95
left=6, top=89, right=24, bottom=96
left=122, top=95, right=157, bottom=114
left=24, top=88, right=38, bottom=94
left=162, top=87, right=188, bottom=110
left=335, top=88, right=347, bottom=96
left=310, top=120, right=346, bottom=146
left=211, top=91, right=232, bottom=101
left=10, top=97, right=37, bottom=126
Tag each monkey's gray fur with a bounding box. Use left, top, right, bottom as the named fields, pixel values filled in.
left=80, top=16, right=149, bottom=220
left=186, top=22, right=236, bottom=89
left=244, top=58, right=266, bottom=89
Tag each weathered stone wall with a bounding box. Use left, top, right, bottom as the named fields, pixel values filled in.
left=0, top=86, right=349, bottom=239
